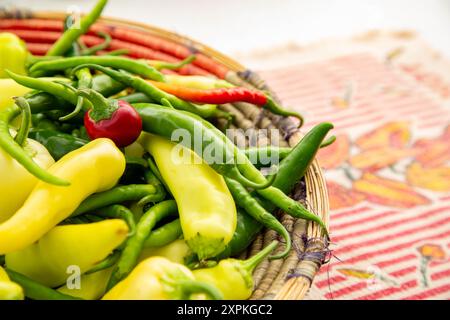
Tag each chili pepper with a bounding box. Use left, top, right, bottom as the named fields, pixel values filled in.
left=6, top=70, right=93, bottom=113
left=139, top=239, right=192, bottom=265
left=217, top=124, right=334, bottom=258
left=78, top=88, right=143, bottom=147
left=62, top=15, right=80, bottom=57
left=144, top=218, right=182, bottom=248
left=0, top=138, right=125, bottom=254
left=45, top=0, right=107, bottom=56
left=95, top=205, right=136, bottom=236
left=224, top=177, right=291, bottom=259
left=57, top=267, right=112, bottom=300
left=244, top=135, right=335, bottom=168
left=0, top=78, right=31, bottom=110
left=140, top=134, right=237, bottom=260
left=0, top=266, right=24, bottom=300
left=272, top=122, right=334, bottom=194
left=134, top=104, right=273, bottom=189
left=107, top=200, right=178, bottom=290
left=147, top=55, right=196, bottom=70
left=80, top=31, right=111, bottom=56
left=5, top=269, right=80, bottom=300
left=85, top=251, right=120, bottom=275
left=5, top=219, right=128, bottom=287
left=0, top=101, right=68, bottom=186
left=146, top=80, right=303, bottom=122
left=31, top=56, right=165, bottom=82
left=71, top=183, right=164, bottom=217
left=0, top=129, right=54, bottom=222
left=193, top=241, right=277, bottom=300
left=119, top=92, right=154, bottom=104
left=28, top=129, right=87, bottom=160
left=59, top=68, right=93, bottom=121
left=164, top=74, right=234, bottom=90
left=103, top=49, right=129, bottom=56
left=71, top=64, right=218, bottom=118
left=0, top=32, right=28, bottom=78
left=102, top=257, right=223, bottom=300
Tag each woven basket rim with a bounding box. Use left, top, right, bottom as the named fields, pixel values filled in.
left=5, top=11, right=330, bottom=300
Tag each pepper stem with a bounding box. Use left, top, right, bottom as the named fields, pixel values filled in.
left=77, top=88, right=118, bottom=122
left=150, top=55, right=196, bottom=71
left=241, top=240, right=279, bottom=273
left=13, top=97, right=32, bottom=146
left=178, top=279, right=223, bottom=300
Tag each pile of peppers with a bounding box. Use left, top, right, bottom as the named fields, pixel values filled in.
left=0, top=0, right=335, bottom=301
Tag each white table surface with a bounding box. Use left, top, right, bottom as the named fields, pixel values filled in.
left=5, top=0, right=450, bottom=60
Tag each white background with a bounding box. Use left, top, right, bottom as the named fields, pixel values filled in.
left=5, top=0, right=450, bottom=58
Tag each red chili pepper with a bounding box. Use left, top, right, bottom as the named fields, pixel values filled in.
left=147, top=80, right=304, bottom=124
left=147, top=80, right=267, bottom=105
left=78, top=89, right=142, bottom=148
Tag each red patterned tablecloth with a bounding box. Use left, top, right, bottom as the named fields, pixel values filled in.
left=239, top=30, right=450, bottom=300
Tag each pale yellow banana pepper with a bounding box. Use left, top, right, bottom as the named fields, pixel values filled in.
left=0, top=133, right=55, bottom=222
left=6, top=219, right=128, bottom=287
left=139, top=239, right=192, bottom=265
left=140, top=133, right=237, bottom=260
left=57, top=268, right=113, bottom=300
left=102, top=257, right=222, bottom=300
left=0, top=138, right=126, bottom=254
left=0, top=79, right=31, bottom=111
left=0, top=33, right=28, bottom=79
left=0, top=266, right=24, bottom=300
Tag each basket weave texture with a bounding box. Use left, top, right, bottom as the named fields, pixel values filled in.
left=0, top=9, right=330, bottom=300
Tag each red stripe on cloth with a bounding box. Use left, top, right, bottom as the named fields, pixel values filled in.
left=327, top=229, right=450, bottom=270
left=331, top=206, right=372, bottom=220
left=333, top=206, right=450, bottom=243
left=355, top=280, right=417, bottom=300
left=315, top=275, right=348, bottom=289
left=402, top=283, right=450, bottom=300
left=332, top=210, right=398, bottom=231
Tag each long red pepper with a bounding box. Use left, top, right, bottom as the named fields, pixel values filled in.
left=147, top=80, right=304, bottom=123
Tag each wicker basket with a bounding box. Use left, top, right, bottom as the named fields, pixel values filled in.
left=0, top=9, right=330, bottom=300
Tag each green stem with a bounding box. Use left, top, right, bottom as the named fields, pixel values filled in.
left=241, top=240, right=278, bottom=273
left=78, top=88, right=118, bottom=122
left=102, top=49, right=129, bottom=56
left=80, top=31, right=112, bottom=55
left=151, top=55, right=196, bottom=70
left=13, top=97, right=32, bottom=146
left=85, top=250, right=120, bottom=275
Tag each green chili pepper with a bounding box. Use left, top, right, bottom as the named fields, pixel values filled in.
left=134, top=103, right=274, bottom=189
left=80, top=31, right=112, bottom=56
left=71, top=183, right=165, bottom=217
left=143, top=219, right=182, bottom=248
left=224, top=177, right=291, bottom=259
left=107, top=200, right=178, bottom=290
left=96, top=205, right=137, bottom=236
left=149, top=55, right=196, bottom=71
left=45, top=0, right=107, bottom=57
left=85, top=251, right=120, bottom=275
left=5, top=269, right=81, bottom=300
left=71, top=64, right=219, bottom=118
left=28, top=129, right=87, bottom=160
left=0, top=103, right=69, bottom=186
left=13, top=97, right=31, bottom=146
left=119, top=92, right=154, bottom=104
left=62, top=15, right=81, bottom=57
left=31, top=56, right=165, bottom=82
left=59, top=68, right=93, bottom=121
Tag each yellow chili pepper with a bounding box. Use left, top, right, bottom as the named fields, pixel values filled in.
left=5, top=219, right=128, bottom=287
left=0, top=266, right=24, bottom=300
left=139, top=239, right=192, bottom=265
left=57, top=268, right=112, bottom=300
left=139, top=133, right=237, bottom=260
left=0, top=33, right=28, bottom=78
left=102, top=257, right=222, bottom=300
left=193, top=241, right=277, bottom=300
left=0, top=133, right=55, bottom=222
left=0, top=138, right=126, bottom=254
